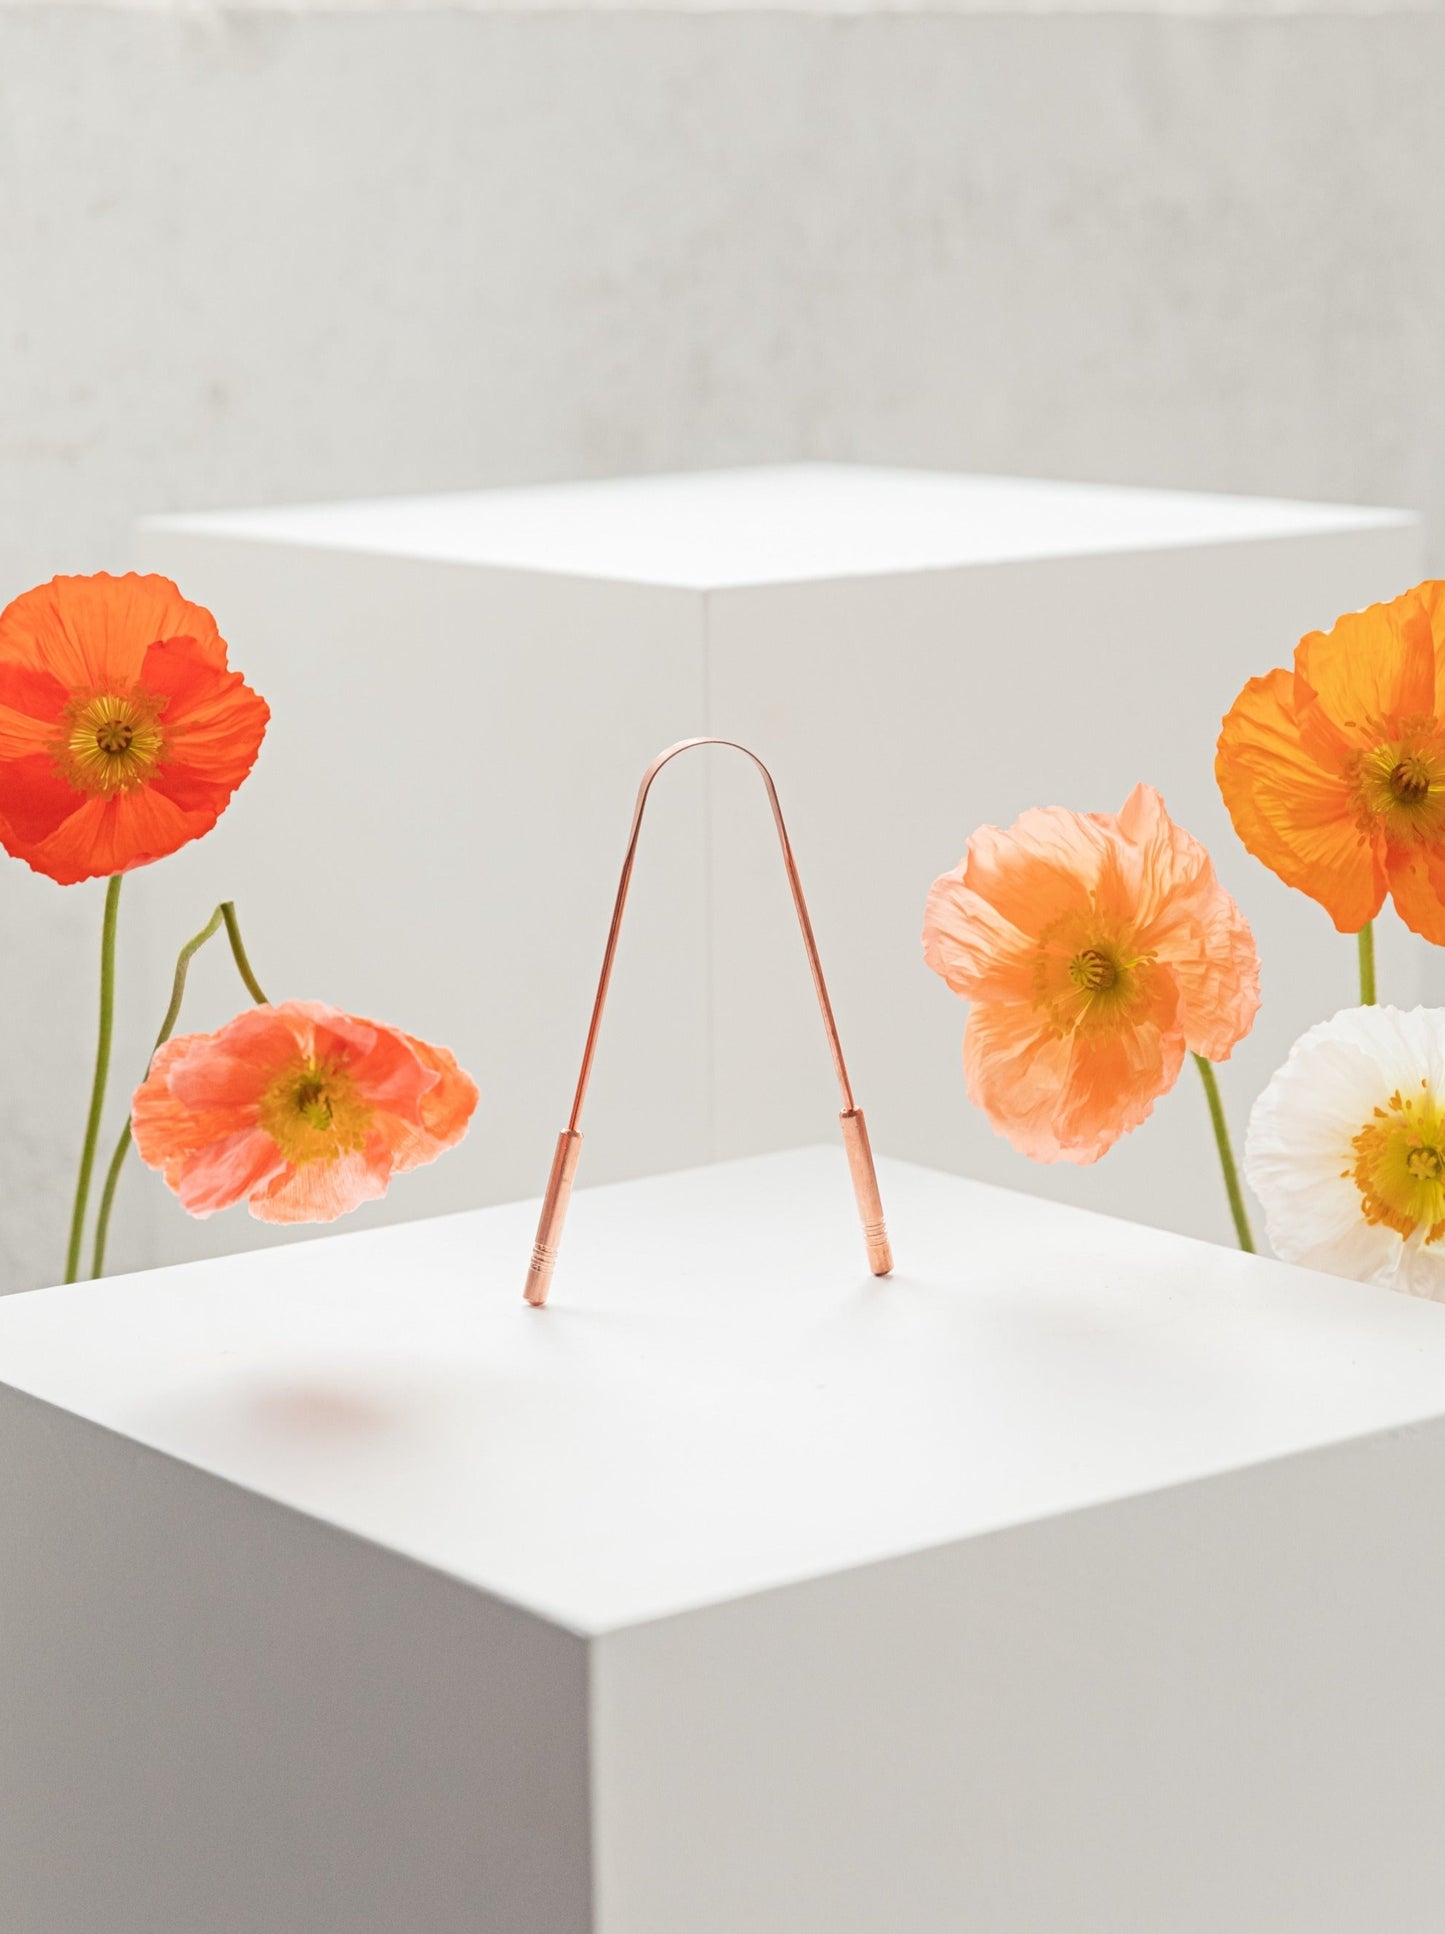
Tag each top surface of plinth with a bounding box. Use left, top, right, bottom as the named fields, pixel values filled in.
left=5, top=1151, right=1445, bottom=1635
left=140, top=463, right=1413, bottom=591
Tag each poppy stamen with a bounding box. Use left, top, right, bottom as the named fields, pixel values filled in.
left=58, top=690, right=167, bottom=796
left=1069, top=946, right=1119, bottom=993
left=1352, top=1088, right=1445, bottom=1245
left=1390, top=755, right=1434, bottom=806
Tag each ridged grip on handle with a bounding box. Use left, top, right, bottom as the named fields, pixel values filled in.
left=524, top=1130, right=584, bottom=1306
left=840, top=1108, right=893, bottom=1277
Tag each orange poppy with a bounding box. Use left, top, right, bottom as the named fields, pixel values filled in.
left=131, top=1001, right=479, bottom=1224
left=1217, top=581, right=1445, bottom=938
left=923, top=785, right=1259, bottom=1164
left=0, top=572, right=268, bottom=885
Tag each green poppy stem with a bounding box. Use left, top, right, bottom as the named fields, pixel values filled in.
left=1193, top=1052, right=1255, bottom=1253
left=1358, top=921, right=1377, bottom=1006
left=89, top=901, right=270, bottom=1281
left=65, top=874, right=123, bottom=1284
left=221, top=901, right=269, bottom=1006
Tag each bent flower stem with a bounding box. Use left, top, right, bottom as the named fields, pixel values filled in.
left=89, top=901, right=270, bottom=1281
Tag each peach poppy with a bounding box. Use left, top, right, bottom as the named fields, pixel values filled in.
left=923, top=785, right=1260, bottom=1164
left=0, top=572, right=268, bottom=885
left=1217, top=581, right=1445, bottom=939
left=131, top=1001, right=479, bottom=1224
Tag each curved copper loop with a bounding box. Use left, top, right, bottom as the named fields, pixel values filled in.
left=524, top=737, right=894, bottom=1305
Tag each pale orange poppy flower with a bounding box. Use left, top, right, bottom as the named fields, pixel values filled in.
left=1217, top=581, right=1445, bottom=938
left=131, top=1001, right=479, bottom=1224
left=923, top=785, right=1260, bottom=1164
left=0, top=572, right=268, bottom=885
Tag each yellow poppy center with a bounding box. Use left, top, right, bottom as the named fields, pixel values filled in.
left=1034, top=919, right=1153, bottom=1038
left=258, top=1058, right=373, bottom=1168
left=57, top=690, right=166, bottom=796
left=1349, top=1081, right=1445, bottom=1244
left=1069, top=946, right=1119, bottom=992
left=1390, top=755, right=1433, bottom=805
left=1352, top=724, right=1445, bottom=840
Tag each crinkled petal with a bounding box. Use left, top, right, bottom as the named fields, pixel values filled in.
left=1118, top=783, right=1261, bottom=1059
left=173, top=1128, right=287, bottom=1218
left=1385, top=842, right=1445, bottom=946
left=1051, top=964, right=1186, bottom=1161
left=311, top=1010, right=436, bottom=1122
left=0, top=572, right=218, bottom=692
left=17, top=788, right=205, bottom=885
left=958, top=808, right=1108, bottom=936
left=1295, top=590, right=1438, bottom=729
left=379, top=1035, right=480, bottom=1172
left=131, top=999, right=478, bottom=1228
left=166, top=1007, right=300, bottom=1112
left=1217, top=668, right=1383, bottom=932
left=962, top=1004, right=1077, bottom=1162
left=1245, top=1004, right=1445, bottom=1291
left=922, top=869, right=1039, bottom=1003
left=140, top=634, right=270, bottom=784
left=249, top=1147, right=393, bottom=1225
left=0, top=574, right=266, bottom=883
left=964, top=961, right=1184, bottom=1167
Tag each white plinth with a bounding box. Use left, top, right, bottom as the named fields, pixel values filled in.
left=5, top=1150, right=1445, bottom=1931
left=132, top=465, right=1423, bottom=1276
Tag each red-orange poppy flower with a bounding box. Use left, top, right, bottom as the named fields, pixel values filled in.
left=0, top=572, right=268, bottom=885
left=1217, top=581, right=1445, bottom=938
left=923, top=785, right=1260, bottom=1164
left=132, top=1001, right=479, bottom=1224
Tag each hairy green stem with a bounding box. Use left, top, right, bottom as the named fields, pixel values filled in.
left=1358, top=921, right=1377, bottom=1006
left=1194, top=1053, right=1255, bottom=1254
left=65, top=875, right=123, bottom=1284
left=89, top=901, right=270, bottom=1281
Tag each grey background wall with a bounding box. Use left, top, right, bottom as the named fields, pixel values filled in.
left=1, top=0, right=1441, bottom=1290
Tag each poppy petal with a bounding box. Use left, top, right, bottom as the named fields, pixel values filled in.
left=0, top=573, right=216, bottom=691
left=962, top=1003, right=1077, bottom=1161
left=1385, top=844, right=1445, bottom=946
left=1053, top=965, right=1185, bottom=1159
left=27, top=789, right=198, bottom=886
left=312, top=1013, right=435, bottom=1121
left=1120, top=783, right=1261, bottom=1060
left=1296, top=590, right=1439, bottom=728
left=0, top=663, right=67, bottom=726
left=0, top=755, right=84, bottom=849
left=921, top=869, right=1040, bottom=1003
left=382, top=1036, right=480, bottom=1171
left=141, top=635, right=270, bottom=780
left=0, top=573, right=266, bottom=883
left=131, top=1001, right=478, bottom=1227
left=249, top=1149, right=393, bottom=1225
left=174, top=1128, right=288, bottom=1218
left=1217, top=667, right=1384, bottom=932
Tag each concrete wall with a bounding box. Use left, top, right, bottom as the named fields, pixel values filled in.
left=1, top=1, right=1442, bottom=1289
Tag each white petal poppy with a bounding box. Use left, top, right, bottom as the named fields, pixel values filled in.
left=1245, top=1005, right=1445, bottom=1300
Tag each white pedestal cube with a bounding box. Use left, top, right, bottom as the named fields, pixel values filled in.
left=5, top=1150, right=1445, bottom=1931
left=131, top=465, right=1423, bottom=1275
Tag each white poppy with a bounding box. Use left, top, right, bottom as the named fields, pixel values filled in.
left=1245, top=1004, right=1445, bottom=1300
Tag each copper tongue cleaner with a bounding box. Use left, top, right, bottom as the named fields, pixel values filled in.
left=523, top=737, right=893, bottom=1307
